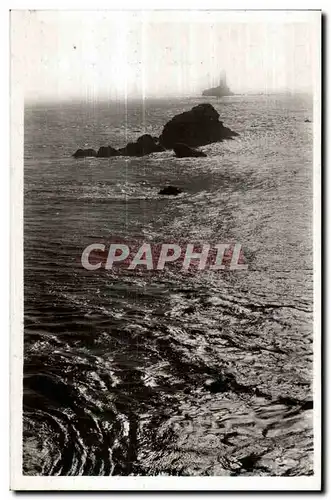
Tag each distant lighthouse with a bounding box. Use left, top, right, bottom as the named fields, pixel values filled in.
left=202, top=71, right=234, bottom=97
left=219, top=70, right=227, bottom=86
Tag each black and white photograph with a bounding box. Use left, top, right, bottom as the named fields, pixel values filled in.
left=10, top=8, right=321, bottom=491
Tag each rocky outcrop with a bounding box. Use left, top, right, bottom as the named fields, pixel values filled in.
left=173, top=143, right=207, bottom=158
left=73, top=104, right=238, bottom=158
left=159, top=103, right=238, bottom=148
left=97, top=146, right=119, bottom=157
left=118, top=134, right=165, bottom=157
left=72, top=148, right=97, bottom=158
left=159, top=186, right=183, bottom=196
left=73, top=135, right=165, bottom=159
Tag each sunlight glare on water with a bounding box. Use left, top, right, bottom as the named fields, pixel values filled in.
left=23, top=94, right=313, bottom=476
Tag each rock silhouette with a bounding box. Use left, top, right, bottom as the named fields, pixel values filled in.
left=73, top=135, right=164, bottom=159
left=159, top=103, right=238, bottom=148
left=73, top=104, right=238, bottom=158
left=159, top=186, right=183, bottom=196
left=119, top=134, right=165, bottom=156
left=173, top=143, right=207, bottom=158
left=72, top=148, right=97, bottom=158
left=97, top=146, right=119, bottom=157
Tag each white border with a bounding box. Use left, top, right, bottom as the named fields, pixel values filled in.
left=9, top=7, right=322, bottom=492
left=9, top=476, right=322, bottom=491
left=312, top=12, right=322, bottom=494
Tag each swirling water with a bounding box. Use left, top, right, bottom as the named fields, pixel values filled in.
left=23, top=95, right=314, bottom=476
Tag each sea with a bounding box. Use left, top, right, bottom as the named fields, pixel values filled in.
left=23, top=94, right=314, bottom=476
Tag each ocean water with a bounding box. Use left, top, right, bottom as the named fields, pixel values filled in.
left=23, top=95, right=314, bottom=476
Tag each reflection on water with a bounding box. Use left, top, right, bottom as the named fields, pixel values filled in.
left=24, top=95, right=314, bottom=476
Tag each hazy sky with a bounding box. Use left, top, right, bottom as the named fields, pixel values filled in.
left=13, top=11, right=319, bottom=101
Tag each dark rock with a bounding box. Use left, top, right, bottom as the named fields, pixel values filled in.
left=73, top=103, right=237, bottom=158
left=301, top=400, right=313, bottom=411
left=183, top=306, right=196, bottom=314
left=158, top=186, right=183, bottom=196
left=159, top=103, right=238, bottom=148
left=119, top=134, right=165, bottom=156
left=173, top=142, right=207, bottom=158
left=137, top=134, right=165, bottom=151
left=118, top=142, right=137, bottom=156
left=238, top=453, right=265, bottom=472
left=204, top=373, right=237, bottom=393
left=73, top=135, right=165, bottom=160
left=97, top=145, right=119, bottom=157
left=73, top=148, right=97, bottom=158
left=304, top=118, right=312, bottom=123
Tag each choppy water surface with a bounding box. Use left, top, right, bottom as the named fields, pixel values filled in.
left=23, top=95, right=314, bottom=476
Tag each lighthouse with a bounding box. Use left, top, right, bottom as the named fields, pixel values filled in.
left=202, top=71, right=234, bottom=97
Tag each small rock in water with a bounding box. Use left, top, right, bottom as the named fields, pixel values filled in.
left=204, top=373, right=236, bottom=393
left=158, top=186, right=183, bottom=196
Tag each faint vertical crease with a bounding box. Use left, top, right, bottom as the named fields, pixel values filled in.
left=124, top=12, right=129, bottom=236
left=141, top=11, right=146, bottom=182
